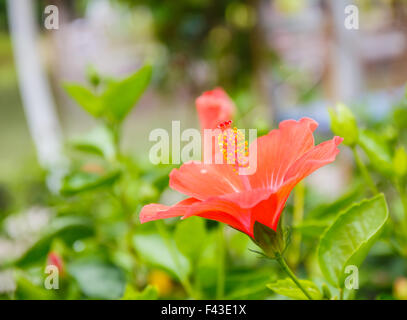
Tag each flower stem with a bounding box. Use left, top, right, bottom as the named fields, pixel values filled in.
left=106, top=121, right=122, bottom=161
left=216, top=223, right=225, bottom=299
left=395, top=181, right=407, bottom=232
left=288, top=182, right=304, bottom=269
left=352, top=146, right=379, bottom=195
left=109, top=121, right=140, bottom=283
left=275, top=253, right=313, bottom=300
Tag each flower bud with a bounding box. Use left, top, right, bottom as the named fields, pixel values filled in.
left=86, top=65, right=101, bottom=88
left=328, top=103, right=358, bottom=147
left=47, top=251, right=64, bottom=276
left=195, top=87, right=235, bottom=130
left=253, top=221, right=286, bottom=259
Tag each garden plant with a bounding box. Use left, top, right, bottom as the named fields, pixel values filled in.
left=2, top=61, right=407, bottom=301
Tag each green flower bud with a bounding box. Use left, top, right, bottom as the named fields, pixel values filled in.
left=253, top=221, right=286, bottom=259
left=328, top=103, right=358, bottom=147
left=86, top=65, right=101, bottom=88
left=393, top=146, right=407, bottom=178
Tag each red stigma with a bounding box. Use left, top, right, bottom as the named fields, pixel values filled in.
left=217, top=120, right=233, bottom=130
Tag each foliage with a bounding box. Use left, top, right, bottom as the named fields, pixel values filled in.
left=2, top=64, right=407, bottom=301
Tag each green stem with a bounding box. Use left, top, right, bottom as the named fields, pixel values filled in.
left=106, top=121, right=122, bottom=161
left=288, top=182, right=304, bottom=268
left=275, top=253, right=313, bottom=300
left=339, top=288, right=344, bottom=300
left=155, top=221, right=196, bottom=299
left=216, top=223, right=225, bottom=299
left=109, top=124, right=140, bottom=284
left=395, top=181, right=407, bottom=233
left=352, top=147, right=379, bottom=195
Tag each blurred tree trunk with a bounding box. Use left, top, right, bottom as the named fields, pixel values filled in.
left=7, top=0, right=66, bottom=191
left=47, top=0, right=75, bottom=22
left=391, top=0, right=407, bottom=84
left=250, top=0, right=274, bottom=124
left=322, top=0, right=363, bottom=103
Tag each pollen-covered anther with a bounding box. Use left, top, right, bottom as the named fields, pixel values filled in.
left=217, top=124, right=250, bottom=173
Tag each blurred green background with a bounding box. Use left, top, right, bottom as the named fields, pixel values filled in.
left=1, top=0, right=407, bottom=300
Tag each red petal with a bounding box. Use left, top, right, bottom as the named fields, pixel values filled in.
left=284, top=136, right=343, bottom=184
left=169, top=161, right=245, bottom=200
left=182, top=197, right=252, bottom=235
left=248, top=135, right=343, bottom=231
left=139, top=198, right=200, bottom=223
left=181, top=188, right=275, bottom=236
left=248, top=118, right=318, bottom=189
left=249, top=180, right=299, bottom=232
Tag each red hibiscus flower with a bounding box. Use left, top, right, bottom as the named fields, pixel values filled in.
left=141, top=89, right=342, bottom=237
left=140, top=115, right=343, bottom=238
left=195, top=87, right=235, bottom=130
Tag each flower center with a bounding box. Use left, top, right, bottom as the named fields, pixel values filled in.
left=217, top=120, right=249, bottom=172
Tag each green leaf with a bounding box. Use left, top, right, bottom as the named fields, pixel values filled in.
left=64, top=83, right=102, bottom=117
left=307, top=186, right=363, bottom=219
left=318, top=194, right=389, bottom=288
left=224, top=268, right=271, bottom=299
left=321, top=283, right=332, bottom=299
left=297, top=187, right=364, bottom=238
left=64, top=65, right=152, bottom=122
left=14, top=273, right=57, bottom=300
left=393, top=104, right=407, bottom=130
left=102, top=65, right=152, bottom=122
left=294, top=219, right=331, bottom=238
left=196, top=231, right=218, bottom=290
left=229, top=231, right=250, bottom=257
left=358, top=129, right=394, bottom=177
left=68, top=258, right=126, bottom=299
left=267, top=278, right=322, bottom=300
left=134, top=285, right=159, bottom=300
left=70, top=126, right=116, bottom=160
left=174, top=217, right=206, bottom=262
left=133, top=233, right=190, bottom=280
left=60, top=169, right=121, bottom=196
left=14, top=217, right=94, bottom=268
left=121, top=284, right=158, bottom=300
left=328, top=103, right=358, bottom=146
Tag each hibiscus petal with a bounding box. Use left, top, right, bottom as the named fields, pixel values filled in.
left=139, top=198, right=200, bottom=223
left=182, top=197, right=252, bottom=235
left=248, top=136, right=343, bottom=232
left=284, top=136, right=343, bottom=184
left=169, top=161, right=245, bottom=200
left=219, top=188, right=273, bottom=209
left=248, top=118, right=318, bottom=190
left=180, top=188, right=275, bottom=236
left=249, top=180, right=299, bottom=232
